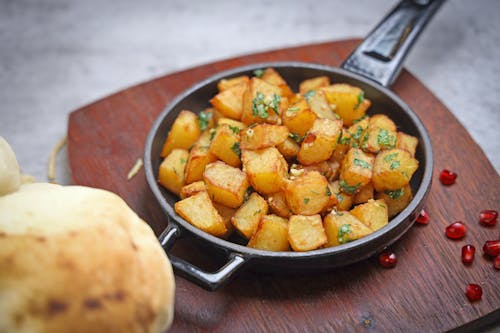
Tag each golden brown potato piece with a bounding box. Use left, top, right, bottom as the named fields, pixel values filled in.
left=209, top=124, right=241, bottom=168
left=231, top=192, right=269, bottom=239
left=369, top=114, right=397, bottom=131
left=160, top=110, right=201, bottom=157
left=353, top=182, right=374, bottom=205
left=305, top=89, right=338, bottom=120
left=288, top=214, right=327, bottom=251
left=241, top=147, right=288, bottom=195
left=360, top=127, right=397, bottom=154
left=331, top=128, right=352, bottom=163
left=282, top=97, right=317, bottom=138
left=330, top=180, right=354, bottom=211
left=324, top=211, right=373, bottom=247
left=174, top=191, right=227, bottom=237
left=260, top=67, right=293, bottom=98
left=247, top=214, right=290, bottom=251
left=179, top=180, right=207, bottom=199
left=299, top=76, right=330, bottom=95
left=396, top=131, right=419, bottom=157
left=375, top=184, right=414, bottom=218
left=158, top=148, right=189, bottom=195
left=350, top=199, right=388, bottom=231
left=298, top=118, right=343, bottom=165
left=210, top=83, right=247, bottom=120
left=346, top=116, right=369, bottom=148
left=184, top=131, right=218, bottom=184
left=339, top=148, right=374, bottom=195
left=241, top=77, right=284, bottom=125
left=203, top=161, right=249, bottom=208
left=217, top=117, right=247, bottom=131
left=240, top=124, right=289, bottom=150
left=213, top=203, right=236, bottom=239
left=372, top=149, right=419, bottom=191
left=266, top=191, right=293, bottom=218
left=276, top=137, right=300, bottom=160
left=217, top=75, right=249, bottom=92
left=285, top=170, right=333, bottom=215
left=322, top=84, right=371, bottom=126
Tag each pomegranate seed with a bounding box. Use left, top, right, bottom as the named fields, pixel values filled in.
left=439, top=169, right=457, bottom=185
left=445, top=221, right=466, bottom=240
left=416, top=209, right=430, bottom=225
left=461, top=244, right=475, bottom=265
left=479, top=210, right=498, bottom=227
left=482, top=240, right=500, bottom=257
left=465, top=284, right=482, bottom=302
left=378, top=251, right=397, bottom=268
left=494, top=255, right=500, bottom=270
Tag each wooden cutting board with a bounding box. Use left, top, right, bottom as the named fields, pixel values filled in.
left=67, top=39, right=499, bottom=333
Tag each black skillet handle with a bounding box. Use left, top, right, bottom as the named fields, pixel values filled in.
left=341, top=0, right=445, bottom=87
left=159, top=223, right=247, bottom=291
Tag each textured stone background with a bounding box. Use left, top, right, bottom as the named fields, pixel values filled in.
left=1, top=0, right=499, bottom=182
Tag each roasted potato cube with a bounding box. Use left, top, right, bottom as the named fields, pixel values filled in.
left=330, top=180, right=354, bottom=211
left=305, top=89, right=338, bottom=120
left=288, top=214, right=327, bottom=251
left=160, top=110, right=201, bottom=157
left=241, top=147, right=288, bottom=195
left=231, top=192, right=269, bottom=239
left=285, top=170, right=332, bottom=215
left=372, top=149, right=419, bottom=191
left=174, top=191, right=227, bottom=237
left=290, top=161, right=336, bottom=182
left=240, top=124, right=289, bottom=150
left=213, top=203, right=236, bottom=239
left=353, top=182, right=374, bottom=205
left=347, top=116, right=369, bottom=148
left=241, top=77, right=285, bottom=125
left=203, top=161, right=249, bottom=208
left=247, top=214, right=289, bottom=251
left=209, top=124, right=241, bottom=167
left=210, top=83, right=247, bottom=120
left=339, top=148, right=374, bottom=195
left=276, top=137, right=300, bottom=160
left=322, top=84, right=371, bottom=126
left=324, top=211, right=373, bottom=247
left=266, top=191, right=293, bottom=218
left=179, top=180, right=207, bottom=199
left=299, top=76, right=330, bottom=95
left=331, top=128, right=352, bottom=163
left=298, top=118, right=343, bottom=165
left=184, top=131, right=218, bottom=184
left=369, top=114, right=397, bottom=132
left=396, top=131, right=419, bottom=157
left=217, top=75, right=249, bottom=92
left=217, top=118, right=247, bottom=131
left=158, top=148, right=189, bottom=195
left=260, top=67, right=293, bottom=98
left=375, top=184, right=413, bottom=218
left=360, top=127, right=397, bottom=153
left=350, top=199, right=388, bottom=231
left=282, top=98, right=317, bottom=137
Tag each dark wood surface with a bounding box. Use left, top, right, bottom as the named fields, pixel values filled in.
left=67, top=39, right=500, bottom=333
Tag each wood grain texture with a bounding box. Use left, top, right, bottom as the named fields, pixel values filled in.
left=67, top=39, right=500, bottom=333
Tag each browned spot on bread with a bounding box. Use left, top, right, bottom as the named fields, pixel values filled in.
left=47, top=299, right=68, bottom=316
left=84, top=298, right=102, bottom=310
left=35, top=236, right=47, bottom=242
left=68, top=231, right=78, bottom=237
left=136, top=304, right=157, bottom=330
left=13, top=313, right=24, bottom=328
left=130, top=240, right=138, bottom=251
left=104, top=290, right=127, bottom=302
left=0, top=231, right=6, bottom=237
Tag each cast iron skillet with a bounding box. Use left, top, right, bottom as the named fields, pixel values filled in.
left=145, top=0, right=444, bottom=290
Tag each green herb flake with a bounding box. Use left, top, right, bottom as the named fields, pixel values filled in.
left=390, top=160, right=401, bottom=170
left=354, top=158, right=371, bottom=169
left=304, top=89, right=316, bottom=102
left=353, top=114, right=368, bottom=124
left=383, top=152, right=398, bottom=162
left=352, top=126, right=364, bottom=140
left=354, top=91, right=365, bottom=110
left=339, top=136, right=351, bottom=145
left=303, top=197, right=310, bottom=205
left=180, top=158, right=186, bottom=164
left=252, top=92, right=269, bottom=119
left=339, top=180, right=361, bottom=195
left=228, top=125, right=240, bottom=134
left=253, top=209, right=262, bottom=216
left=289, top=132, right=302, bottom=143
left=385, top=188, right=404, bottom=199
left=377, top=129, right=396, bottom=148
left=231, top=142, right=241, bottom=157
left=253, top=69, right=264, bottom=78
left=326, top=186, right=332, bottom=196
left=271, top=94, right=281, bottom=115
left=337, top=223, right=352, bottom=244
left=336, top=193, right=344, bottom=202
left=197, top=110, right=213, bottom=131
left=286, top=106, right=300, bottom=116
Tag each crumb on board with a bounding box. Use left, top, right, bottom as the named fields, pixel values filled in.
left=127, top=158, right=143, bottom=180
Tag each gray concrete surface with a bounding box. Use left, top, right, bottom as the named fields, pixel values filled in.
left=0, top=1, right=499, bottom=331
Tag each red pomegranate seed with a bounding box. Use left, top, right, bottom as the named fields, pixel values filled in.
left=378, top=251, right=397, bottom=268
left=439, top=169, right=457, bottom=185
left=416, top=209, right=430, bottom=225
left=465, top=284, right=482, bottom=302
left=494, top=255, right=500, bottom=270
left=445, top=221, right=466, bottom=240
left=461, top=244, right=475, bottom=265
left=482, top=240, right=500, bottom=257
left=479, top=210, right=498, bottom=227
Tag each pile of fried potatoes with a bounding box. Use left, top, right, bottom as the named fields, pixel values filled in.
left=158, top=68, right=419, bottom=252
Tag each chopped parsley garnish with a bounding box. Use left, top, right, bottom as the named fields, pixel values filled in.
left=377, top=129, right=396, bottom=148
left=384, top=152, right=398, bottom=162
left=180, top=158, right=186, bottom=164
left=289, top=132, right=302, bottom=143
left=385, top=188, right=404, bottom=199
left=390, top=160, right=401, bottom=170
left=304, top=89, right=316, bottom=102
left=271, top=94, right=281, bottom=115
left=337, top=223, right=352, bottom=244
left=231, top=142, right=241, bottom=157
left=354, top=91, right=365, bottom=110
left=286, top=106, right=300, bottom=116
left=339, top=136, right=351, bottom=145
left=251, top=92, right=281, bottom=118
left=253, top=69, right=264, bottom=78
left=326, top=186, right=332, bottom=196
left=197, top=110, right=212, bottom=131
left=352, top=126, right=364, bottom=141
left=228, top=125, right=240, bottom=134
left=303, top=197, right=310, bottom=205
left=209, top=128, right=216, bottom=141
left=253, top=209, right=262, bottom=216
left=354, top=158, right=371, bottom=169
left=336, top=193, right=344, bottom=202
left=339, top=180, right=361, bottom=195
left=353, top=114, right=368, bottom=124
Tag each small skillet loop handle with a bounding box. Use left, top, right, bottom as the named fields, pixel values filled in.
left=158, top=224, right=247, bottom=291
left=341, top=0, right=446, bottom=87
